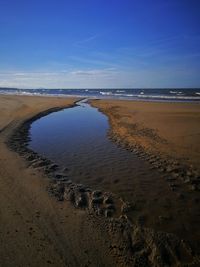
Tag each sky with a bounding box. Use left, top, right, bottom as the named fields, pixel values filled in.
left=0, top=0, right=200, bottom=89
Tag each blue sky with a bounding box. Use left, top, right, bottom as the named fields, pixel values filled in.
left=0, top=0, right=200, bottom=88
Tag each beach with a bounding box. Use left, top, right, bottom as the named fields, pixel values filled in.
left=92, top=99, right=200, bottom=172
left=0, top=94, right=200, bottom=266
left=0, top=95, right=118, bottom=267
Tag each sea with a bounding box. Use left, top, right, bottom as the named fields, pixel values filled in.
left=0, top=88, right=200, bottom=102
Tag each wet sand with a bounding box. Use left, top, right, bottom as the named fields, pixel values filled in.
left=0, top=95, right=116, bottom=267
left=91, top=99, right=200, bottom=253
left=91, top=99, right=200, bottom=171
left=0, top=94, right=200, bottom=266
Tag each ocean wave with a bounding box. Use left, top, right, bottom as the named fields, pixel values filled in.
left=138, top=94, right=200, bottom=100
left=170, top=91, right=183, bottom=94
left=1, top=89, right=200, bottom=102
left=99, top=91, right=112, bottom=95
left=116, top=90, right=125, bottom=93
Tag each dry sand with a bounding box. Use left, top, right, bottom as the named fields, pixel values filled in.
left=0, top=95, right=200, bottom=267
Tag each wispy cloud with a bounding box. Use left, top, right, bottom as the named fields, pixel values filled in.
left=0, top=68, right=121, bottom=88
left=74, top=34, right=99, bottom=47
left=70, top=68, right=117, bottom=77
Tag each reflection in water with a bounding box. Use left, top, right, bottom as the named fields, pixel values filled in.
left=29, top=100, right=150, bottom=193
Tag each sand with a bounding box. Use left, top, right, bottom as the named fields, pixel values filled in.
left=91, top=99, right=200, bottom=171
left=0, top=95, right=116, bottom=267
left=91, top=99, right=200, bottom=253
left=0, top=94, right=200, bottom=267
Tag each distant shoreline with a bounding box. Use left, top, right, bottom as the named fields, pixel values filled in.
left=1, top=87, right=200, bottom=102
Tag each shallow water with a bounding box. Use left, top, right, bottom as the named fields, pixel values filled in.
left=29, top=100, right=153, bottom=193
left=29, top=100, right=200, bottom=251
left=29, top=99, right=165, bottom=204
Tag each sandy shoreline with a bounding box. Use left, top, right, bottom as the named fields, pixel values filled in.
left=92, top=99, right=200, bottom=173
left=0, top=94, right=200, bottom=266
